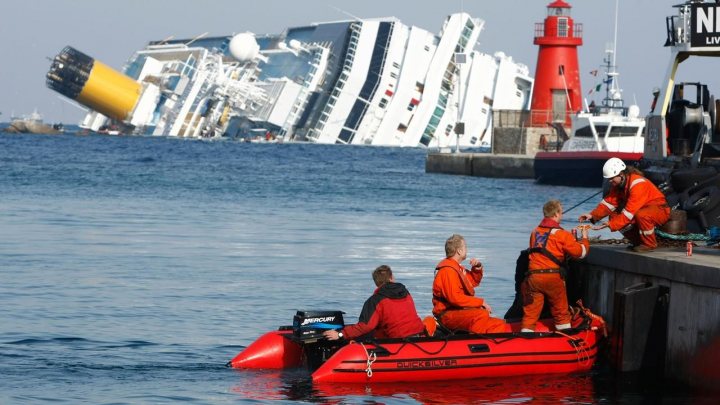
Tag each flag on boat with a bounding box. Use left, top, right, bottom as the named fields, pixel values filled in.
left=587, top=83, right=602, bottom=95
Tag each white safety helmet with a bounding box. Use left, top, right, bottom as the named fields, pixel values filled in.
left=602, top=157, right=626, bottom=178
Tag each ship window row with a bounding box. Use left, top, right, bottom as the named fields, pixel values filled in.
left=458, top=38, right=467, bottom=50
left=343, top=22, right=393, bottom=133
left=609, top=126, right=641, bottom=137
left=438, top=94, right=448, bottom=106
left=307, top=130, right=319, bottom=140
left=459, top=35, right=470, bottom=49
left=357, top=23, right=392, bottom=102
left=338, top=128, right=354, bottom=143
left=423, top=123, right=437, bottom=137
left=319, top=25, right=359, bottom=134
left=575, top=125, right=594, bottom=138
left=344, top=101, right=370, bottom=132
left=423, top=111, right=443, bottom=140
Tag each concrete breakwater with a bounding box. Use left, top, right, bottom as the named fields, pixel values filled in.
left=570, top=244, right=720, bottom=389
left=425, top=152, right=534, bottom=179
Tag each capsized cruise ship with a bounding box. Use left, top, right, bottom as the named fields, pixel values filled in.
left=47, top=13, right=533, bottom=148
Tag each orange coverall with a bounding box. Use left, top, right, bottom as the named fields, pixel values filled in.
left=432, top=258, right=507, bottom=333
left=521, top=218, right=589, bottom=330
left=590, top=173, right=670, bottom=248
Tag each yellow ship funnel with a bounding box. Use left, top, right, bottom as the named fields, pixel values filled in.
left=46, top=46, right=142, bottom=121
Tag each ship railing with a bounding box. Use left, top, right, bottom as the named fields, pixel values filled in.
left=665, top=3, right=692, bottom=47
left=534, top=23, right=583, bottom=39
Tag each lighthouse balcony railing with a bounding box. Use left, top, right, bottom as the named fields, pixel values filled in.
left=494, top=109, right=558, bottom=128
left=534, top=23, right=583, bottom=39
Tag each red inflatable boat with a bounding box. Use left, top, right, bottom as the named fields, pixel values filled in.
left=228, top=308, right=606, bottom=383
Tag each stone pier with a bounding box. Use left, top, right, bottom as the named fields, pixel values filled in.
left=425, top=152, right=534, bottom=179
left=571, top=244, right=720, bottom=389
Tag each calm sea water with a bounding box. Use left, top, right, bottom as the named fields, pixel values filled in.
left=0, top=133, right=713, bottom=404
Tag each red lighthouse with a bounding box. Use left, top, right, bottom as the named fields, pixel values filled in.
left=530, top=0, right=583, bottom=127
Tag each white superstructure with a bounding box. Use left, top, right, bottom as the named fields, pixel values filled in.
left=65, top=13, right=533, bottom=148
left=560, top=47, right=645, bottom=153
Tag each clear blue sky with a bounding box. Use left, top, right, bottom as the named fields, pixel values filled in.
left=1, top=0, right=715, bottom=123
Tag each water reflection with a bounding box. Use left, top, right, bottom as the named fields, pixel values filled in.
left=230, top=369, right=596, bottom=404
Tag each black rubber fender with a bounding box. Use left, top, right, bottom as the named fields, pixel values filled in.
left=671, top=167, right=718, bottom=192
left=679, top=173, right=720, bottom=205
left=644, top=167, right=673, bottom=187
left=665, top=192, right=681, bottom=210
left=692, top=173, right=720, bottom=193
left=681, top=185, right=720, bottom=216
left=700, top=204, right=720, bottom=229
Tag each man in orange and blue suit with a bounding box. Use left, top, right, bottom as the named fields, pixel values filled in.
left=522, top=200, right=589, bottom=332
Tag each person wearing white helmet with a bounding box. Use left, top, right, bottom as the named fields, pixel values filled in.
left=578, top=158, right=670, bottom=252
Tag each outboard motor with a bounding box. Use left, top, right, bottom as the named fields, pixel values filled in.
left=292, top=310, right=344, bottom=341
left=292, top=310, right=345, bottom=370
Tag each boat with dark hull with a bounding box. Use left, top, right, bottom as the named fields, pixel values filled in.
left=534, top=151, right=642, bottom=187
left=4, top=110, right=63, bottom=135
left=228, top=308, right=606, bottom=384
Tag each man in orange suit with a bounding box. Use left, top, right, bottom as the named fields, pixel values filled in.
left=432, top=234, right=507, bottom=334
left=579, top=158, right=670, bottom=252
left=522, top=200, right=589, bottom=332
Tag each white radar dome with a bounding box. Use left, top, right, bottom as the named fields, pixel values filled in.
left=229, top=33, right=260, bottom=62
left=288, top=39, right=303, bottom=51
left=628, top=105, right=640, bottom=118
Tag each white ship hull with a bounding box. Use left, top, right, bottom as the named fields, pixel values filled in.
left=66, top=13, right=533, bottom=148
